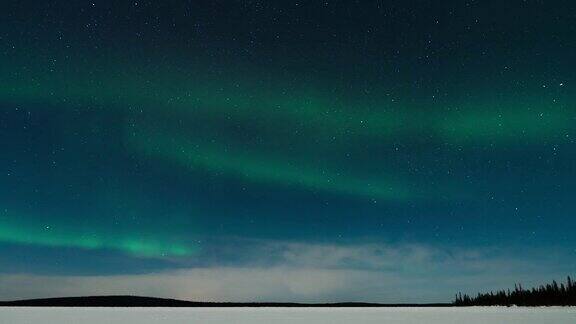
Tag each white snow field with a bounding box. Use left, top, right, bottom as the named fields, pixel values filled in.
left=0, top=307, right=575, bottom=324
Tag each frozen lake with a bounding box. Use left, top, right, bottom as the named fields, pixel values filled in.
left=1, top=307, right=575, bottom=323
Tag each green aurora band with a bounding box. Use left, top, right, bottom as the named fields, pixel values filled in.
left=1, top=54, right=574, bottom=256
left=0, top=215, right=193, bottom=257
left=1, top=57, right=573, bottom=145
left=126, top=127, right=413, bottom=201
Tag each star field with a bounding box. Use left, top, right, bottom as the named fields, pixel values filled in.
left=0, top=0, right=575, bottom=302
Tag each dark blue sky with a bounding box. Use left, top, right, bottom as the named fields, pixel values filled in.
left=0, top=0, right=575, bottom=302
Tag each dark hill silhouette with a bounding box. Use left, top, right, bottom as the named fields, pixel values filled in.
left=0, top=295, right=450, bottom=307
left=0, top=296, right=206, bottom=307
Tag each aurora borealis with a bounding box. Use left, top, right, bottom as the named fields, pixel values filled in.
left=1, top=0, right=575, bottom=302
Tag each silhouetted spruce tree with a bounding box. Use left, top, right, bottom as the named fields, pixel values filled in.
left=454, top=276, right=576, bottom=306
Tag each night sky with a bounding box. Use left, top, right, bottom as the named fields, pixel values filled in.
left=1, top=0, right=575, bottom=303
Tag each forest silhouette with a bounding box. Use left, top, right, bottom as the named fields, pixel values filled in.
left=454, top=276, right=576, bottom=306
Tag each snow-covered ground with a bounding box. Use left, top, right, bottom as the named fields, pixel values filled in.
left=1, top=307, right=575, bottom=323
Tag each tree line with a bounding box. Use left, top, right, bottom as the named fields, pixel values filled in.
left=454, top=276, right=576, bottom=306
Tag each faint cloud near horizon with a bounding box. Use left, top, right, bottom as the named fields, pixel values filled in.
left=0, top=240, right=572, bottom=303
